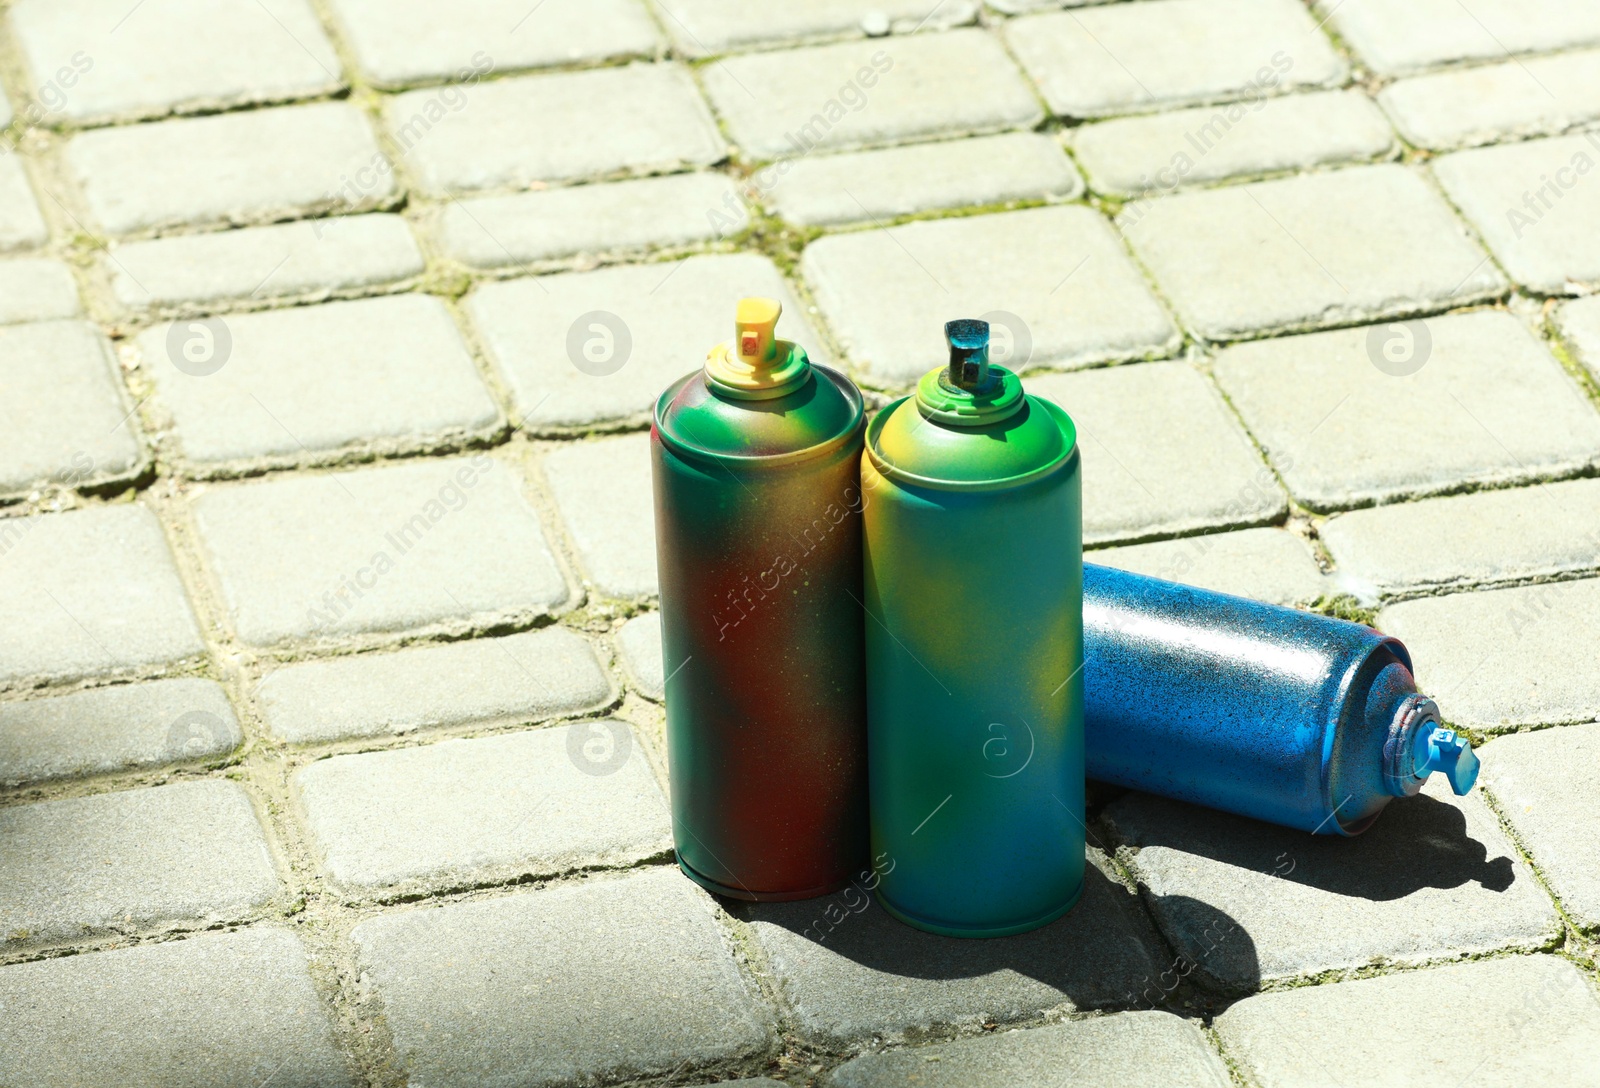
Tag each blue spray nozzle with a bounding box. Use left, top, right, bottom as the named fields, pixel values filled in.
left=944, top=319, right=991, bottom=390
left=1415, top=727, right=1480, bottom=796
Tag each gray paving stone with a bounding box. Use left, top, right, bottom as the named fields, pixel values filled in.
left=258, top=627, right=611, bottom=744
left=1212, top=311, right=1600, bottom=510
left=1433, top=134, right=1600, bottom=295
left=1482, top=723, right=1600, bottom=933
left=803, top=205, right=1178, bottom=386
left=138, top=294, right=499, bottom=467
left=0, top=152, right=48, bottom=252
left=107, top=214, right=424, bottom=312
left=467, top=252, right=826, bottom=428
left=829, top=1011, right=1231, bottom=1088
left=1318, top=0, right=1600, bottom=78
left=1321, top=478, right=1600, bottom=599
left=1103, top=782, right=1560, bottom=989
left=65, top=102, right=394, bottom=236
left=656, top=0, right=978, bottom=55
left=293, top=725, right=670, bottom=894
left=0, top=504, right=205, bottom=686
left=744, top=858, right=1157, bottom=1045
left=1379, top=50, right=1600, bottom=152
left=1090, top=527, right=1329, bottom=606
left=1007, top=0, right=1347, bottom=120
left=437, top=173, right=746, bottom=270
left=351, top=869, right=775, bottom=1086
left=1216, top=956, right=1600, bottom=1088
left=190, top=455, right=570, bottom=646
left=766, top=131, right=1083, bottom=227
left=1028, top=363, right=1286, bottom=545
left=1557, top=295, right=1600, bottom=381
left=543, top=434, right=656, bottom=600
left=0, top=319, right=144, bottom=495
left=1071, top=90, right=1396, bottom=198
left=1121, top=164, right=1506, bottom=341
left=387, top=64, right=724, bottom=196
left=1378, top=579, right=1600, bottom=733
left=0, top=927, right=354, bottom=1088
left=616, top=612, right=665, bottom=701
left=9, top=0, right=341, bottom=125
left=0, top=677, right=240, bottom=788
left=0, top=780, right=280, bottom=948
left=0, top=256, right=79, bottom=323
left=327, top=0, right=662, bottom=87
left=703, top=31, right=1041, bottom=160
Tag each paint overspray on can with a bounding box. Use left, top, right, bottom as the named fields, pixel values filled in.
left=652, top=297, right=869, bottom=900
left=862, top=319, right=1085, bottom=937
left=1083, top=564, right=1480, bottom=835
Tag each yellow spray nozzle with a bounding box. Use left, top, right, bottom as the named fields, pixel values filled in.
left=706, top=296, right=809, bottom=399
left=736, top=297, right=783, bottom=362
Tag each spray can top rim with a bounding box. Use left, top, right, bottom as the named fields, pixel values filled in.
left=704, top=297, right=811, bottom=400
left=917, top=319, right=1025, bottom=426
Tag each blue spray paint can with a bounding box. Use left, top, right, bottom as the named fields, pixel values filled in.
left=1083, top=565, right=1479, bottom=835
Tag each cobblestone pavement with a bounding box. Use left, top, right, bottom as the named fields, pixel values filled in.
left=2, top=0, right=1599, bottom=1085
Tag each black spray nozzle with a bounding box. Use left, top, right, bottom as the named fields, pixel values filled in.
left=945, top=319, right=991, bottom=390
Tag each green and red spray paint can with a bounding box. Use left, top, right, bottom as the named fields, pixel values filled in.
left=652, top=298, right=868, bottom=900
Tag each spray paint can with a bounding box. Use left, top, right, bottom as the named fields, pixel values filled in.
left=862, top=319, right=1084, bottom=937
left=1083, top=564, right=1480, bottom=835
left=652, top=297, right=868, bottom=900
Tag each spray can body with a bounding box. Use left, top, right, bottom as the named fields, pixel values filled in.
left=863, top=323, right=1085, bottom=937
left=652, top=300, right=868, bottom=901
left=1083, top=564, right=1479, bottom=835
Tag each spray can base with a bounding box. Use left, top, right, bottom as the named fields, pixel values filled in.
left=676, top=854, right=853, bottom=903
left=873, top=881, right=1084, bottom=939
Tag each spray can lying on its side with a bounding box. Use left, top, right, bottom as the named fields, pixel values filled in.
left=653, top=297, right=868, bottom=901
left=863, top=319, right=1084, bottom=938
left=1083, top=564, right=1480, bottom=835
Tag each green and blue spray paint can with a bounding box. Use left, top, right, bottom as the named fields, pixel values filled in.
left=652, top=298, right=869, bottom=901
left=862, top=319, right=1085, bottom=937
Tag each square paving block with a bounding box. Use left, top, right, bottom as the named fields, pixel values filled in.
left=1, top=780, right=281, bottom=949
left=1006, top=0, right=1346, bottom=119
left=1216, top=956, right=1600, bottom=1088
left=766, top=131, right=1083, bottom=227
left=189, top=455, right=569, bottom=646
left=65, top=102, right=393, bottom=235
left=1481, top=723, right=1600, bottom=933
left=802, top=205, right=1178, bottom=387
left=703, top=30, right=1041, bottom=160
left=543, top=433, right=656, bottom=599
left=1103, top=782, right=1561, bottom=989
left=0, top=319, right=145, bottom=496
left=0, top=677, right=240, bottom=788
left=256, top=626, right=612, bottom=744
left=655, top=0, right=978, bottom=55
left=1212, top=310, right=1600, bottom=510
left=1558, top=295, right=1600, bottom=381
left=1378, top=50, right=1600, bottom=152
left=1378, top=579, right=1600, bottom=734
left=743, top=858, right=1157, bottom=1045
left=326, top=0, right=662, bottom=87
left=0, top=152, right=50, bottom=252
left=1433, top=133, right=1600, bottom=295
left=138, top=294, right=499, bottom=467
left=9, top=0, right=341, bottom=125
left=0, top=504, right=205, bottom=686
left=351, top=869, right=775, bottom=1087
left=106, top=214, right=424, bottom=312
left=1028, top=362, right=1286, bottom=545
left=1321, top=478, right=1600, bottom=599
left=615, top=612, right=664, bottom=701
left=1121, top=164, right=1506, bottom=341
left=0, top=928, right=354, bottom=1088
left=293, top=725, right=671, bottom=895
left=1317, top=0, right=1600, bottom=77
left=0, top=257, right=80, bottom=324
left=466, top=252, right=826, bottom=429
left=387, top=63, right=723, bottom=195
left=1089, top=527, right=1329, bottom=607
